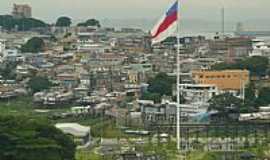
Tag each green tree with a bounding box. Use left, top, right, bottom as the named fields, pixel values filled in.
left=208, top=93, right=243, bottom=114
left=211, top=56, right=269, bottom=77
left=256, top=87, right=270, bottom=106
left=0, top=115, right=76, bottom=160
left=0, top=15, right=48, bottom=31
left=28, top=76, right=52, bottom=93
left=21, top=37, right=45, bottom=53
left=241, top=82, right=258, bottom=113
left=56, top=16, right=72, bottom=27
left=16, top=18, right=48, bottom=31
left=148, top=73, right=175, bottom=96
left=141, top=92, right=162, bottom=103
left=211, top=62, right=237, bottom=70
left=0, top=62, right=17, bottom=80
left=77, top=19, right=101, bottom=28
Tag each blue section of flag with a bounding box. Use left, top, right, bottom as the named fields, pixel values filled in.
left=166, top=1, right=178, bottom=16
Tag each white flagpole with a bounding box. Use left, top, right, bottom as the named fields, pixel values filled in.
left=176, top=0, right=181, bottom=151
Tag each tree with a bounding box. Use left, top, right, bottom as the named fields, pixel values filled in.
left=0, top=15, right=48, bottom=31
left=77, top=19, right=101, bottom=28
left=16, top=18, right=48, bottom=31
left=208, top=93, right=243, bottom=114
left=256, top=87, right=270, bottom=106
left=148, top=73, right=175, bottom=96
left=241, top=82, right=258, bottom=112
left=0, top=115, right=76, bottom=160
left=141, top=92, right=162, bottom=103
left=241, top=56, right=269, bottom=77
left=28, top=76, right=52, bottom=93
left=0, top=62, right=18, bottom=80
left=211, top=56, right=269, bottom=77
left=21, top=37, right=45, bottom=53
left=56, top=16, right=72, bottom=27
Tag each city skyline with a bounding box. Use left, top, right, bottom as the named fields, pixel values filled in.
left=0, top=0, right=269, bottom=23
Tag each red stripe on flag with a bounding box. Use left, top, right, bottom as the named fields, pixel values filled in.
left=152, top=12, right=178, bottom=39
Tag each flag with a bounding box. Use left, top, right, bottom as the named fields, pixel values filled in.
left=151, top=1, right=178, bottom=45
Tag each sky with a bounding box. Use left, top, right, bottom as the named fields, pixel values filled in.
left=0, top=0, right=270, bottom=33
left=0, top=0, right=269, bottom=23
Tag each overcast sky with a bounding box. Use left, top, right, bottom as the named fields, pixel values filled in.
left=0, top=0, right=269, bottom=23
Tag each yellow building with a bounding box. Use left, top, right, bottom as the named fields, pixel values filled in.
left=192, top=70, right=250, bottom=91
left=128, top=71, right=139, bottom=84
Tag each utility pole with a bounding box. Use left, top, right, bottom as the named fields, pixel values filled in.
left=176, top=0, right=181, bottom=152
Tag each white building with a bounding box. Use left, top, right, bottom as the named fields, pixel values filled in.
left=76, top=32, right=110, bottom=52
left=0, top=39, right=6, bottom=54
left=55, top=123, right=91, bottom=148
left=180, top=84, right=219, bottom=104
left=77, top=39, right=109, bottom=53
left=3, top=49, right=20, bottom=62
left=249, top=39, right=270, bottom=57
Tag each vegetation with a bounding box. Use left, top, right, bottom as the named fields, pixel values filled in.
left=64, top=32, right=72, bottom=38
left=21, top=37, right=45, bottom=53
left=141, top=73, right=175, bottom=103
left=0, top=61, right=17, bottom=80
left=56, top=16, right=72, bottom=27
left=0, top=115, right=76, bottom=160
left=212, top=56, right=269, bottom=77
left=208, top=93, right=243, bottom=113
left=208, top=80, right=270, bottom=115
left=76, top=150, right=103, bottom=160
left=148, top=73, right=175, bottom=96
left=256, top=87, right=270, bottom=106
left=141, top=92, right=161, bottom=103
left=77, top=19, right=101, bottom=28
left=0, top=15, right=48, bottom=31
left=28, top=76, right=52, bottom=93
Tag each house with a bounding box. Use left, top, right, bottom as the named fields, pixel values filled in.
left=180, top=84, right=219, bottom=104
left=0, top=39, right=6, bottom=54
left=33, top=90, right=74, bottom=105
left=57, top=73, right=78, bottom=87
left=3, top=49, right=19, bottom=62
left=0, top=85, right=17, bottom=99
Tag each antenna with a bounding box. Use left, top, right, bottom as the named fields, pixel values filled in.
left=221, top=6, right=225, bottom=38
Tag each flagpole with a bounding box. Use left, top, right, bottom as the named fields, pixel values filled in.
left=176, top=0, right=181, bottom=151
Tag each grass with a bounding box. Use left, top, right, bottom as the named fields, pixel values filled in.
left=0, top=96, right=122, bottom=139
left=3, top=97, right=270, bottom=159
left=0, top=96, right=35, bottom=116
left=76, top=149, right=103, bottom=160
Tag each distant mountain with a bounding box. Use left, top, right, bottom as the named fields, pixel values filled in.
left=97, top=18, right=226, bottom=35
left=72, top=18, right=270, bottom=36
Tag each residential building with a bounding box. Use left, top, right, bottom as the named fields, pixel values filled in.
left=12, top=4, right=32, bottom=19
left=0, top=39, right=6, bottom=54
left=249, top=39, right=270, bottom=57
left=3, top=49, right=19, bottom=62
left=192, top=70, right=250, bottom=91
left=180, top=84, right=219, bottom=104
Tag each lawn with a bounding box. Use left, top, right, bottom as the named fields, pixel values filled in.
left=76, top=149, right=103, bottom=160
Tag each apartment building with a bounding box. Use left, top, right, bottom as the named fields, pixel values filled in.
left=12, top=4, right=32, bottom=19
